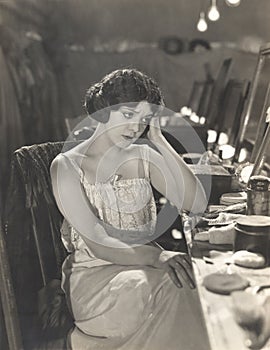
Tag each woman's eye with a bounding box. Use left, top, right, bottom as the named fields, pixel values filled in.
left=123, top=112, right=134, bottom=119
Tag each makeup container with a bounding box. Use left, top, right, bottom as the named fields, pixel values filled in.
left=234, top=215, right=270, bottom=266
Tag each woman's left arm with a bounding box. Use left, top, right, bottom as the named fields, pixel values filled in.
left=147, top=117, right=207, bottom=214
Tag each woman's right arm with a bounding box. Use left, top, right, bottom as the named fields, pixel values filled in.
left=50, top=154, right=162, bottom=266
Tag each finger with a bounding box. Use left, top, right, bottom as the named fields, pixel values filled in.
left=176, top=254, right=192, bottom=268
left=167, top=266, right=182, bottom=288
left=147, top=119, right=155, bottom=135
left=174, top=256, right=196, bottom=289
left=149, top=116, right=160, bottom=129
left=176, top=263, right=196, bottom=289
left=171, top=259, right=195, bottom=289
left=168, top=259, right=191, bottom=287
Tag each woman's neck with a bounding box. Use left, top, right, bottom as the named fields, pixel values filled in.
left=83, top=123, right=127, bottom=159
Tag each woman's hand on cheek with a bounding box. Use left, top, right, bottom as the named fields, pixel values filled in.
left=147, top=116, right=163, bottom=142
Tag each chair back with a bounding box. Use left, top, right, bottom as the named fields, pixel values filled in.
left=5, top=141, right=80, bottom=312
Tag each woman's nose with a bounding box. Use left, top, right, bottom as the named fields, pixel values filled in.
left=128, top=121, right=141, bottom=133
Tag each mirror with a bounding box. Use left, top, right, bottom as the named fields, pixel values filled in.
left=250, top=95, right=270, bottom=176
left=234, top=43, right=270, bottom=166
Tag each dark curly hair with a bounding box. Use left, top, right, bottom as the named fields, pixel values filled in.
left=84, top=69, right=164, bottom=123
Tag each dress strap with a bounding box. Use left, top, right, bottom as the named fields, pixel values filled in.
left=140, top=146, right=150, bottom=180
left=60, top=153, right=84, bottom=181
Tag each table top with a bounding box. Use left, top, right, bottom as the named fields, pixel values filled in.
left=184, top=226, right=270, bottom=350
left=191, top=249, right=270, bottom=350
left=182, top=212, right=270, bottom=350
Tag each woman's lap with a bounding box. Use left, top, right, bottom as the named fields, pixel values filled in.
left=64, top=263, right=209, bottom=350
left=65, top=264, right=167, bottom=326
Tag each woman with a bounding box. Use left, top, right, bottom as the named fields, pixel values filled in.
left=51, top=69, right=208, bottom=349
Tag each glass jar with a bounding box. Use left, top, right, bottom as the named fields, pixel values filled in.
left=247, top=175, right=270, bottom=215
left=234, top=215, right=270, bottom=266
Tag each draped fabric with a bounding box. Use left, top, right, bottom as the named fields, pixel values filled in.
left=0, top=23, right=64, bottom=205
left=0, top=46, right=25, bottom=205
left=1, top=27, right=63, bottom=144
left=4, top=142, right=82, bottom=313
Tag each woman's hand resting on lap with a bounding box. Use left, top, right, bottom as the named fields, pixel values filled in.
left=154, top=250, right=196, bottom=289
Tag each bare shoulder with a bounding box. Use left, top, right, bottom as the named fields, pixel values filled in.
left=50, top=148, right=84, bottom=179
left=52, top=140, right=90, bottom=169
left=50, top=153, right=68, bottom=182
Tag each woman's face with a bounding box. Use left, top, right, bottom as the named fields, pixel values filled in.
left=103, top=101, right=154, bottom=148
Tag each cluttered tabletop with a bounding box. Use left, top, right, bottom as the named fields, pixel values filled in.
left=181, top=168, right=270, bottom=350
left=191, top=248, right=270, bottom=350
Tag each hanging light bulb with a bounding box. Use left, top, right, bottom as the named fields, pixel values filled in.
left=197, top=12, right=208, bottom=32
left=225, top=0, right=241, bottom=7
left=208, top=0, right=220, bottom=21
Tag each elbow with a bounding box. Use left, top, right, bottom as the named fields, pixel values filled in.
left=183, top=181, right=208, bottom=214
left=191, top=184, right=208, bottom=214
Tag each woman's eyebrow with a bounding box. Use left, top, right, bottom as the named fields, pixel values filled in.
left=121, top=107, right=140, bottom=113
left=121, top=107, right=154, bottom=116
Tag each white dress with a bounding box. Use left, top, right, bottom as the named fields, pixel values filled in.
left=60, top=146, right=209, bottom=350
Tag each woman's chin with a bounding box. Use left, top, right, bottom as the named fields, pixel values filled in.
left=117, top=137, right=137, bottom=148
left=115, top=140, right=133, bottom=149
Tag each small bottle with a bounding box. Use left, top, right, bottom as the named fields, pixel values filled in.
left=247, top=175, right=270, bottom=215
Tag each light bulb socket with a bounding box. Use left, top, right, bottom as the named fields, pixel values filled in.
left=200, top=11, right=206, bottom=18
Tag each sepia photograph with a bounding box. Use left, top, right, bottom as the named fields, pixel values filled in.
left=0, top=0, right=270, bottom=349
